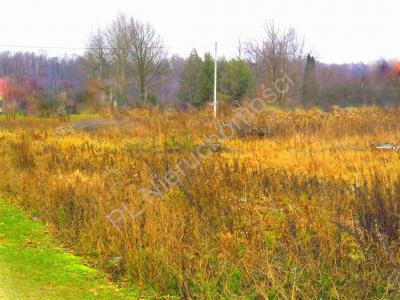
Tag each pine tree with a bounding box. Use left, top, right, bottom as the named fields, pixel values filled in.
left=219, top=59, right=253, bottom=103
left=198, top=53, right=215, bottom=103
left=301, top=54, right=319, bottom=106
left=178, top=52, right=252, bottom=106
left=177, top=49, right=203, bottom=103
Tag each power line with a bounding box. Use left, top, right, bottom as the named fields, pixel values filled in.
left=0, top=44, right=169, bottom=51
left=0, top=42, right=230, bottom=52
left=0, top=45, right=88, bottom=51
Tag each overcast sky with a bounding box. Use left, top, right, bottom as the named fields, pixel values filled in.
left=0, top=0, right=398, bottom=64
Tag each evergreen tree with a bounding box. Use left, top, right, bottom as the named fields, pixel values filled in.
left=198, top=53, right=215, bottom=103
left=301, top=54, right=319, bottom=106
left=219, top=59, right=253, bottom=103
left=177, top=49, right=203, bottom=103
left=178, top=52, right=252, bottom=106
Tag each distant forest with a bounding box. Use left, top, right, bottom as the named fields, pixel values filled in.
left=0, top=16, right=399, bottom=115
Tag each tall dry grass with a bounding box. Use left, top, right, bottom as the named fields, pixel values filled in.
left=0, top=106, right=399, bottom=298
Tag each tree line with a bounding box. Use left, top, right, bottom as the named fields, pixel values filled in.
left=0, top=15, right=399, bottom=115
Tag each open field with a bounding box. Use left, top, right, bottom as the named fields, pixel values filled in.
left=1, top=106, right=400, bottom=299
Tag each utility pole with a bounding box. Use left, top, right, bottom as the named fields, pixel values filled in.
left=214, top=42, right=218, bottom=118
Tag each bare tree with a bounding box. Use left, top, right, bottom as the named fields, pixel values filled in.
left=84, top=29, right=113, bottom=108
left=106, top=15, right=132, bottom=106
left=129, top=19, right=168, bottom=104
left=246, top=21, right=304, bottom=103
left=85, top=29, right=109, bottom=80
left=84, top=14, right=168, bottom=106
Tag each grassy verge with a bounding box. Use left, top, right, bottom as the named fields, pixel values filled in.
left=0, top=199, right=141, bottom=300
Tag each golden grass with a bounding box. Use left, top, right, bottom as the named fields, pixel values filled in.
left=0, top=106, right=399, bottom=298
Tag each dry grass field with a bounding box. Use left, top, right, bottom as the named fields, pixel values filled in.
left=1, top=106, right=400, bottom=299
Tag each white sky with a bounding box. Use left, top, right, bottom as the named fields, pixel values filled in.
left=0, top=0, right=398, bottom=64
